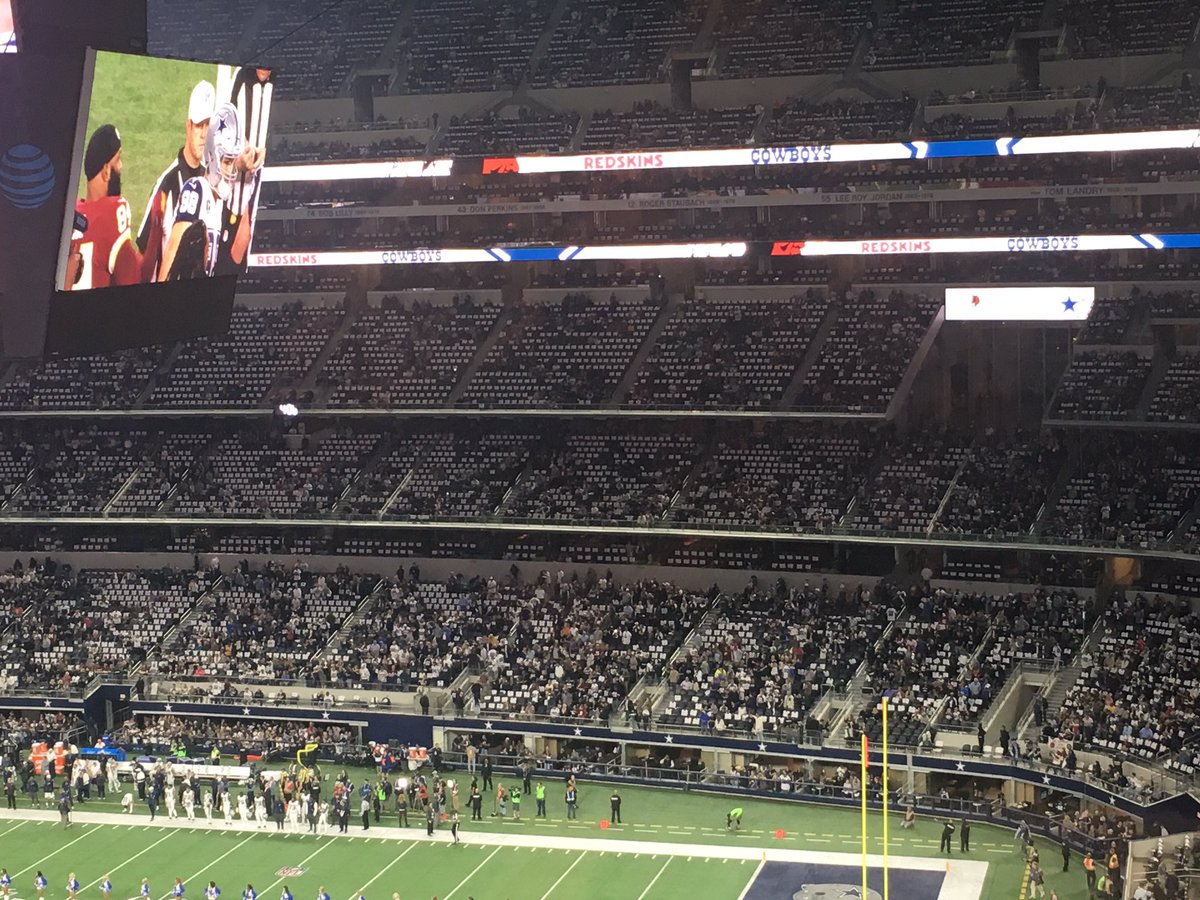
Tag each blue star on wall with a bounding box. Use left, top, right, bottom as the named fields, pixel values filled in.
left=1063, top=297, right=1077, bottom=311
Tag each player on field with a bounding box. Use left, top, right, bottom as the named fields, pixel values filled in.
left=137, top=80, right=214, bottom=282
left=69, top=124, right=143, bottom=290
left=182, top=786, right=195, bottom=822
left=160, top=102, right=264, bottom=281
left=221, top=791, right=233, bottom=825
left=253, top=793, right=267, bottom=828
left=202, top=789, right=214, bottom=824
left=165, top=784, right=177, bottom=819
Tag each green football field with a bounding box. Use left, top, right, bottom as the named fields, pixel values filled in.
left=0, top=765, right=1096, bottom=900
left=78, top=51, right=221, bottom=232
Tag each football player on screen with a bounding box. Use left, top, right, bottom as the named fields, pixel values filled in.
left=160, top=102, right=265, bottom=280
left=69, top=124, right=144, bottom=290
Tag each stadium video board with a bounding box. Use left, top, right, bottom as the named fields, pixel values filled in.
left=58, top=51, right=273, bottom=290
left=1, top=1, right=16, bottom=53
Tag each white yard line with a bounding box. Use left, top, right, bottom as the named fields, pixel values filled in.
left=538, top=851, right=586, bottom=900
left=0, top=821, right=27, bottom=839
left=342, top=843, right=417, bottom=900
left=442, top=847, right=501, bottom=900
left=734, top=858, right=765, bottom=900
left=260, top=840, right=333, bottom=899
left=83, top=832, right=176, bottom=889
left=634, top=858, right=672, bottom=900
left=156, top=835, right=255, bottom=900
left=13, top=826, right=100, bottom=877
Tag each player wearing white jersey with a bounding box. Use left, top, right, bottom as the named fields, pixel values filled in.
left=202, top=791, right=214, bottom=824
left=165, top=785, right=177, bottom=819
left=221, top=793, right=233, bottom=825
left=182, top=788, right=195, bottom=822
left=236, top=794, right=249, bottom=823
left=253, top=795, right=267, bottom=829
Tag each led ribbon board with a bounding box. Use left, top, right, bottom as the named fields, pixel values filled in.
left=481, top=128, right=1200, bottom=175
left=778, top=233, right=1200, bottom=256
left=249, top=234, right=1200, bottom=267
left=263, top=128, right=1200, bottom=182
left=249, top=242, right=749, bottom=267
left=259, top=159, right=454, bottom=182
left=945, top=286, right=1095, bottom=321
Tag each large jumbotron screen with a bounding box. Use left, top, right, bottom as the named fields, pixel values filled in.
left=57, top=50, right=273, bottom=291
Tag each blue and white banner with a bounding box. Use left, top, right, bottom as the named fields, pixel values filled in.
left=946, top=286, right=1095, bottom=321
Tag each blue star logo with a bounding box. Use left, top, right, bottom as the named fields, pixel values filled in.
left=1063, top=297, right=1076, bottom=311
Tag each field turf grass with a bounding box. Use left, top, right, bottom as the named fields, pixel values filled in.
left=0, top=764, right=1094, bottom=900
left=78, top=52, right=221, bottom=233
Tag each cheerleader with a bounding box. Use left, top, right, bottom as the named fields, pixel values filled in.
left=67, top=873, right=80, bottom=900
left=100, top=875, right=113, bottom=900
left=34, top=872, right=47, bottom=900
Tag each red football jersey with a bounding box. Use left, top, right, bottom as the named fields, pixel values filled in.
left=73, top=195, right=142, bottom=289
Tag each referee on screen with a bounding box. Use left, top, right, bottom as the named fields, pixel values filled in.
left=137, top=80, right=215, bottom=282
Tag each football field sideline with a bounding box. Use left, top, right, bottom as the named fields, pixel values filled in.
left=0, top=805, right=988, bottom=900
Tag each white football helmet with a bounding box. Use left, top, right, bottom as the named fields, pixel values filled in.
left=204, top=101, right=245, bottom=203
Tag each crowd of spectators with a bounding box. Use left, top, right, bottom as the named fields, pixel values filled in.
left=661, top=580, right=887, bottom=738
left=676, top=427, right=876, bottom=530
left=321, top=296, right=501, bottom=408
left=438, top=110, right=579, bottom=155
left=0, top=565, right=208, bottom=693
left=795, top=290, right=942, bottom=413
left=581, top=103, right=760, bottom=152
left=934, top=436, right=1066, bottom=536
left=1050, top=351, right=1153, bottom=421
left=476, top=572, right=708, bottom=722
left=627, top=290, right=829, bottom=408
left=1149, top=353, right=1200, bottom=424
left=0, top=710, right=83, bottom=745
left=505, top=433, right=699, bottom=523
left=859, top=586, right=992, bottom=745
left=1040, top=438, right=1200, bottom=545
left=150, top=560, right=376, bottom=683
left=116, top=714, right=355, bottom=755
left=316, top=572, right=519, bottom=692
left=944, top=588, right=1092, bottom=726
left=460, top=294, right=661, bottom=407
left=1045, top=591, right=1200, bottom=763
